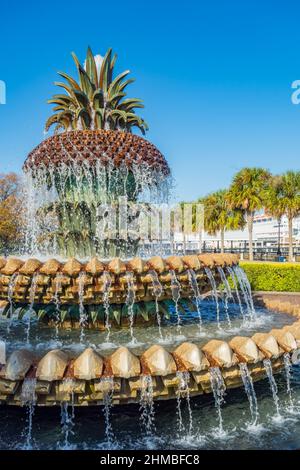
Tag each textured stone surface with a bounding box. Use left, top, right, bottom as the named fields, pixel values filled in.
left=73, top=348, right=103, bottom=380
left=108, top=347, right=141, bottom=378
left=3, top=350, right=35, bottom=381
left=252, top=333, right=280, bottom=358
left=229, top=336, right=261, bottom=363
left=36, top=350, right=68, bottom=381
left=202, top=340, right=238, bottom=368
left=141, top=345, right=177, bottom=376
left=174, top=342, right=209, bottom=371
left=0, top=254, right=239, bottom=309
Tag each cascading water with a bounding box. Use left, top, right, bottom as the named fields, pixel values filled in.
left=23, top=156, right=172, bottom=259
left=53, top=272, right=63, bottom=337
left=103, top=272, right=112, bottom=343
left=209, top=367, right=226, bottom=435
left=170, top=270, right=181, bottom=332
left=176, top=371, right=193, bottom=436
left=217, top=266, right=232, bottom=328
left=187, top=269, right=203, bottom=334
left=263, top=358, right=281, bottom=418
left=283, top=352, right=294, bottom=410
left=26, top=273, right=38, bottom=343
left=139, top=375, right=155, bottom=438
left=126, top=272, right=136, bottom=344
left=227, top=266, right=246, bottom=324
left=239, top=363, right=259, bottom=426
left=204, top=267, right=221, bottom=329
left=149, top=270, right=163, bottom=340
left=78, top=272, right=87, bottom=343
left=20, top=377, right=37, bottom=450
left=7, top=272, right=18, bottom=331
left=59, top=402, right=75, bottom=450
left=234, top=266, right=256, bottom=321
left=101, top=377, right=115, bottom=447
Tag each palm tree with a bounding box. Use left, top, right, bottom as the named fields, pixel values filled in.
left=265, top=172, right=300, bottom=262
left=201, top=189, right=245, bottom=253
left=263, top=175, right=286, bottom=256
left=45, top=46, right=148, bottom=134
left=226, top=167, right=271, bottom=261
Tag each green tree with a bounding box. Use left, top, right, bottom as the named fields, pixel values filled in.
left=201, top=189, right=245, bottom=253
left=226, top=167, right=271, bottom=261
left=265, top=172, right=300, bottom=262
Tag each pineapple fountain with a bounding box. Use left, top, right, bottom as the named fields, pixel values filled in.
left=0, top=47, right=299, bottom=449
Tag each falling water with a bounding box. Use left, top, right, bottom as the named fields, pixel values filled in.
left=170, top=270, right=181, bottom=331
left=59, top=402, right=75, bottom=449
left=149, top=270, right=163, bottom=340
left=176, top=371, right=193, bottom=436
left=101, top=272, right=112, bottom=342
left=227, top=266, right=246, bottom=324
left=78, top=272, right=87, bottom=343
left=263, top=358, right=281, bottom=417
left=24, top=157, right=172, bottom=258
left=283, top=352, right=294, bottom=410
left=21, top=377, right=37, bottom=449
left=140, top=375, right=156, bottom=437
left=101, top=377, right=115, bottom=446
left=187, top=269, right=203, bottom=334
left=126, top=272, right=136, bottom=344
left=209, top=367, right=226, bottom=435
left=7, top=272, right=18, bottom=331
left=239, top=363, right=259, bottom=425
left=26, top=273, right=38, bottom=343
left=62, top=378, right=76, bottom=419
left=204, top=267, right=221, bottom=329
left=234, top=266, right=256, bottom=321
left=217, top=266, right=232, bottom=328
left=53, top=272, right=63, bottom=337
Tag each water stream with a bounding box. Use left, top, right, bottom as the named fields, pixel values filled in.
left=126, top=272, right=137, bottom=345
left=20, top=377, right=37, bottom=449
left=239, top=363, right=259, bottom=425
left=188, top=269, right=203, bottom=334
left=204, top=268, right=221, bottom=329
left=78, top=272, right=87, bottom=343
left=176, top=371, right=193, bottom=436
left=217, top=266, right=232, bottom=328
left=101, top=377, right=115, bottom=447
left=263, top=358, right=281, bottom=418
left=209, top=367, right=226, bottom=435
left=26, top=273, right=38, bottom=343
left=149, top=270, right=163, bottom=340
left=170, top=270, right=182, bottom=332
left=140, top=375, right=156, bottom=438
left=103, top=272, right=112, bottom=342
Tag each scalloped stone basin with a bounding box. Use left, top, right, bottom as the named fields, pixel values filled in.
left=0, top=253, right=239, bottom=327
left=0, top=318, right=299, bottom=406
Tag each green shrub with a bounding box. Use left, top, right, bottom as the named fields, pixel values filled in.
left=240, top=261, right=300, bottom=292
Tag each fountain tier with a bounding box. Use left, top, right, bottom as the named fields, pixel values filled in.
left=0, top=253, right=238, bottom=327
left=0, top=320, right=299, bottom=406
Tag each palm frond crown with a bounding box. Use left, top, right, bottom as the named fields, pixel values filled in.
left=45, top=46, right=148, bottom=135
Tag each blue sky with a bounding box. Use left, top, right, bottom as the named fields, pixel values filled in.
left=0, top=0, right=300, bottom=200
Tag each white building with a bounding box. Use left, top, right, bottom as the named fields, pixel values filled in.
left=174, top=211, right=300, bottom=252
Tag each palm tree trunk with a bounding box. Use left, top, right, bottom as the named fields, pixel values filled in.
left=247, top=211, right=254, bottom=261
left=220, top=228, right=225, bottom=253
left=288, top=214, right=294, bottom=262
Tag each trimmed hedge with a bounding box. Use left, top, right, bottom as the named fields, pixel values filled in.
left=240, top=261, right=300, bottom=292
